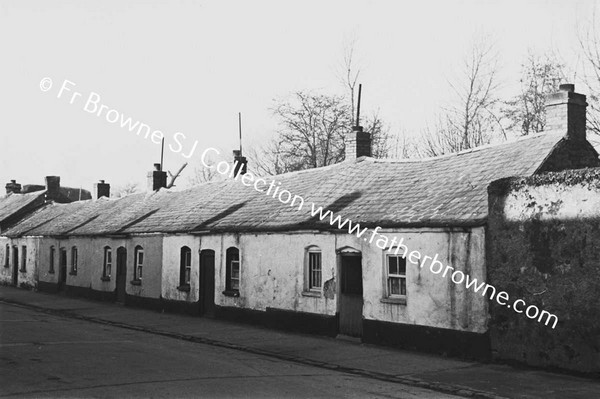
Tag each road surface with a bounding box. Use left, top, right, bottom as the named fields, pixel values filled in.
left=0, top=302, right=458, bottom=398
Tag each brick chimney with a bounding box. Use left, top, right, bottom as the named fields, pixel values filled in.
left=147, top=163, right=167, bottom=191
left=345, top=126, right=372, bottom=159
left=545, top=83, right=587, bottom=141
left=232, top=150, right=247, bottom=176
left=45, top=176, right=60, bottom=201
left=5, top=180, right=21, bottom=194
left=93, top=180, right=110, bottom=199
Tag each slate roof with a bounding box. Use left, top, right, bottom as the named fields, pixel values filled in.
left=2, top=132, right=568, bottom=237
left=0, top=191, right=45, bottom=225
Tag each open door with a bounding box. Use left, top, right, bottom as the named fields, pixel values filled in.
left=199, top=250, right=215, bottom=317
left=339, top=253, right=363, bottom=337
left=116, top=247, right=127, bottom=303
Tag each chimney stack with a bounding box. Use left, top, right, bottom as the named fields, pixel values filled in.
left=45, top=176, right=60, bottom=201
left=5, top=180, right=21, bottom=195
left=147, top=163, right=167, bottom=191
left=93, top=180, right=110, bottom=199
left=345, top=126, right=372, bottom=159
left=233, top=150, right=247, bottom=176
left=545, top=83, right=587, bottom=141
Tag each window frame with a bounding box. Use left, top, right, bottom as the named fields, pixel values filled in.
left=70, top=246, right=78, bottom=275
left=223, top=247, right=240, bottom=296
left=179, top=246, right=192, bottom=288
left=384, top=253, right=407, bottom=302
left=305, top=246, right=322, bottom=293
left=49, top=246, right=55, bottom=274
left=4, top=245, right=9, bottom=268
left=102, top=246, right=112, bottom=280
left=133, top=246, right=143, bottom=282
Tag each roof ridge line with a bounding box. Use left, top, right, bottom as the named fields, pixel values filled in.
left=374, top=132, right=564, bottom=164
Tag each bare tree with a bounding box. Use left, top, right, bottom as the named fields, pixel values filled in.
left=364, top=112, right=393, bottom=158
left=339, top=38, right=393, bottom=157
left=340, top=36, right=361, bottom=126
left=419, top=37, right=502, bottom=156
left=247, top=140, right=291, bottom=176
left=188, top=161, right=217, bottom=186
left=503, top=51, right=564, bottom=135
left=166, top=163, right=188, bottom=188
left=270, top=91, right=351, bottom=171
left=112, top=182, right=140, bottom=198
left=388, top=129, right=419, bottom=159
left=578, top=10, right=600, bottom=137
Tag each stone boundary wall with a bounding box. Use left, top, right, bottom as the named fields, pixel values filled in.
left=487, top=168, right=600, bottom=374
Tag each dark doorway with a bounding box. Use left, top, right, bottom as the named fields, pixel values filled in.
left=58, top=248, right=67, bottom=290
left=11, top=246, right=18, bottom=286
left=199, top=249, right=215, bottom=317
left=339, top=253, right=363, bottom=337
left=116, top=247, right=127, bottom=303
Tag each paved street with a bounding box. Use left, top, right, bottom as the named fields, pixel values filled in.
left=0, top=302, right=457, bottom=398
left=2, top=287, right=600, bottom=399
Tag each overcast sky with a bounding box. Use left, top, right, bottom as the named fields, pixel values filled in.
left=0, top=0, right=597, bottom=192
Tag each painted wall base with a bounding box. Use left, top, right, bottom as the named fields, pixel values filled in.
left=215, top=305, right=338, bottom=337
left=363, top=319, right=491, bottom=361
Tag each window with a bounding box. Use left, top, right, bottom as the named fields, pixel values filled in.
left=102, top=247, right=112, bottom=279
left=12, top=246, right=18, bottom=271
left=224, top=247, right=240, bottom=294
left=179, top=246, right=192, bottom=286
left=386, top=254, right=406, bottom=298
left=134, top=246, right=143, bottom=281
left=4, top=245, right=9, bottom=268
left=70, top=247, right=78, bottom=274
left=305, top=246, right=322, bottom=291
left=49, top=246, right=55, bottom=273
left=20, top=246, right=27, bottom=272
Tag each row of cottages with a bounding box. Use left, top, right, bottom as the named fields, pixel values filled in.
left=0, top=177, right=91, bottom=288
left=1, top=84, right=598, bottom=361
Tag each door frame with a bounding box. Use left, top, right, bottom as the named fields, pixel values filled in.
left=11, top=245, right=18, bottom=286
left=199, top=249, right=216, bottom=317
left=58, top=247, right=67, bottom=290
left=115, top=247, right=127, bottom=303
left=336, top=246, right=363, bottom=337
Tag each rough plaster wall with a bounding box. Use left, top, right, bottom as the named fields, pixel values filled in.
left=358, top=227, right=487, bottom=333
left=61, top=237, right=94, bottom=290
left=0, top=237, right=38, bottom=288
left=0, top=237, right=11, bottom=284
left=488, top=176, right=600, bottom=373
left=125, top=236, right=163, bottom=298
left=88, top=237, right=128, bottom=293
left=212, top=233, right=338, bottom=316
left=195, top=229, right=486, bottom=332
left=37, top=238, right=61, bottom=285
left=162, top=235, right=200, bottom=302
left=34, top=235, right=164, bottom=299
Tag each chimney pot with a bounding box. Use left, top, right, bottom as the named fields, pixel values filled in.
left=45, top=176, right=61, bottom=201
left=93, top=180, right=110, bottom=200
left=5, top=180, right=22, bottom=194
left=559, top=83, right=575, bottom=93
left=232, top=150, right=247, bottom=176
left=147, top=164, right=167, bottom=191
